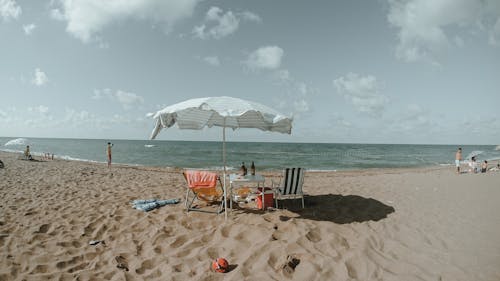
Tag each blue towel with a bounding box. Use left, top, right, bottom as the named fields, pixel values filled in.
left=132, top=198, right=180, bottom=212
left=131, top=199, right=159, bottom=205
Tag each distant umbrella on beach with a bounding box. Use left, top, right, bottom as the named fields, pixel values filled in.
left=466, top=150, right=483, bottom=160
left=4, top=138, right=29, bottom=146
left=148, top=96, right=293, bottom=219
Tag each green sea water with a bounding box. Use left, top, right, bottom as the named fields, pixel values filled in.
left=1, top=137, right=499, bottom=171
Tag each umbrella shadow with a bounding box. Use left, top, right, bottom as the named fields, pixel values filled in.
left=277, top=194, right=395, bottom=224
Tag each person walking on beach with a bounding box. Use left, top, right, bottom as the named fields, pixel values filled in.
left=106, top=142, right=113, bottom=168
left=455, top=147, right=462, bottom=174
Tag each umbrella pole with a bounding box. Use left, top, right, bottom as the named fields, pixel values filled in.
left=222, top=124, right=227, bottom=220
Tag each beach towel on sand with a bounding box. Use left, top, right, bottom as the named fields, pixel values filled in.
left=132, top=198, right=180, bottom=212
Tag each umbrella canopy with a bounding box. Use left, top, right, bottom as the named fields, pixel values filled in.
left=150, top=96, right=292, bottom=139
left=466, top=150, right=483, bottom=160
left=149, top=96, right=293, bottom=219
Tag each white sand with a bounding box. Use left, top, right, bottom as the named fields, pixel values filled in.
left=1, top=151, right=499, bottom=280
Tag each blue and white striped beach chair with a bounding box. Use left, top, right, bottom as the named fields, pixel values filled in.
left=273, top=167, right=305, bottom=208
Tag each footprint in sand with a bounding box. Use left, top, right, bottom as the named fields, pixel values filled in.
left=170, top=235, right=187, bottom=248
left=305, top=228, right=322, bottom=243
left=56, top=240, right=82, bottom=248
left=35, top=224, right=50, bottom=234
left=206, top=247, right=218, bottom=259
left=267, top=252, right=279, bottom=268
left=135, top=241, right=143, bottom=255
left=92, top=221, right=108, bottom=238
left=115, top=255, right=129, bottom=271
left=56, top=255, right=85, bottom=272
left=172, top=263, right=183, bottom=272
left=200, top=233, right=212, bottom=243
left=220, top=225, right=231, bottom=238
left=153, top=233, right=171, bottom=245
left=331, top=235, right=350, bottom=251
left=153, top=246, right=162, bottom=254
left=24, top=211, right=36, bottom=216
left=345, top=258, right=362, bottom=279
left=67, top=262, right=89, bottom=273
left=271, top=228, right=285, bottom=241
left=135, top=259, right=154, bottom=274
left=281, top=255, right=300, bottom=278
left=31, top=264, right=48, bottom=274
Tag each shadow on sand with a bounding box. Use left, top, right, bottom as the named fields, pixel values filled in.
left=278, top=194, right=395, bottom=224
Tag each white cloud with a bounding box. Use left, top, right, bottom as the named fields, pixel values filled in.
left=61, top=108, right=96, bottom=128
left=245, top=46, right=284, bottom=70
left=93, top=88, right=144, bottom=109
left=293, top=99, right=309, bottom=113
left=329, top=113, right=353, bottom=128
left=387, top=0, right=500, bottom=63
left=0, top=0, right=21, bottom=21
left=28, top=105, right=49, bottom=115
left=489, top=18, right=500, bottom=45
left=50, top=0, right=201, bottom=43
left=32, top=68, right=49, bottom=86
left=16, top=105, right=53, bottom=128
left=115, top=90, right=144, bottom=108
left=50, top=8, right=64, bottom=21
left=0, top=105, right=149, bottom=135
left=91, top=88, right=112, bottom=99
left=203, top=56, right=220, bottom=66
left=396, top=104, right=432, bottom=131
left=58, top=108, right=147, bottom=130
left=334, top=73, right=389, bottom=117
left=95, top=36, right=110, bottom=49
left=23, top=23, right=36, bottom=35
left=240, top=11, right=262, bottom=23
left=271, top=69, right=315, bottom=117
left=272, top=69, right=291, bottom=83
left=193, top=6, right=261, bottom=39
left=297, top=82, right=308, bottom=95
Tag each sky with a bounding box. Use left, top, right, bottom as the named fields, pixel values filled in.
left=1, top=0, right=499, bottom=144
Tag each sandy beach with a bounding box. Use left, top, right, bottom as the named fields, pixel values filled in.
left=1, top=150, right=499, bottom=281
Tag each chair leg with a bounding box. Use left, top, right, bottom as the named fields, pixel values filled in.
left=301, top=196, right=304, bottom=208
left=217, top=197, right=225, bottom=214
left=186, top=192, right=197, bottom=212
left=185, top=189, right=190, bottom=209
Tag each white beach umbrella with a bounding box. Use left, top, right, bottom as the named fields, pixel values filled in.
left=466, top=150, right=483, bottom=160
left=149, top=96, right=293, bottom=219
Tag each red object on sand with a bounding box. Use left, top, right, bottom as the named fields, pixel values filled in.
left=212, top=257, right=229, bottom=273
left=256, top=187, right=274, bottom=209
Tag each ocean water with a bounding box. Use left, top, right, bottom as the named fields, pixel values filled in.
left=1, top=137, right=499, bottom=171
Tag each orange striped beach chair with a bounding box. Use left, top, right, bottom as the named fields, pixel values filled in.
left=183, top=170, right=224, bottom=214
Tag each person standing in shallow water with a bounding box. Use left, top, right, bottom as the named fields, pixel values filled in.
left=106, top=142, right=113, bottom=168
left=455, top=147, right=462, bottom=174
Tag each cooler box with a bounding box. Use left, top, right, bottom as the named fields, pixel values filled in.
left=256, top=187, right=274, bottom=209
